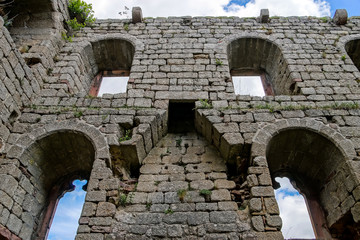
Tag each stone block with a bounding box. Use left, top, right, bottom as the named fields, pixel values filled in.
left=259, top=9, right=269, bottom=23
left=188, top=212, right=209, bottom=225
left=163, top=212, right=188, bottom=224
left=81, top=202, right=97, bottom=217
left=211, top=189, right=231, bottom=201
left=6, top=214, right=22, bottom=235
left=135, top=213, right=162, bottom=225
left=209, top=211, right=237, bottom=224
left=266, top=215, right=282, bottom=228
left=0, top=190, right=13, bottom=210
left=251, top=186, right=275, bottom=197
left=86, top=191, right=107, bottom=202
left=214, top=179, right=236, bottom=189
left=0, top=174, right=18, bottom=196
left=75, top=233, right=104, bottom=240
left=351, top=202, right=360, bottom=222
left=96, top=202, right=116, bottom=217
left=264, top=198, right=280, bottom=214
left=190, top=180, right=214, bottom=190
left=333, top=9, right=348, bottom=25
left=249, top=198, right=262, bottom=212
left=218, top=201, right=238, bottom=211
left=251, top=216, right=264, bottom=232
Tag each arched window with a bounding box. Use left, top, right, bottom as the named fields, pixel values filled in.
left=345, top=39, right=360, bottom=72
left=266, top=128, right=358, bottom=239
left=19, top=131, right=96, bottom=239
left=88, top=39, right=135, bottom=97
left=227, top=38, right=292, bottom=95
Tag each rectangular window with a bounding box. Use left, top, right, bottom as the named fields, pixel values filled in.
left=89, top=70, right=129, bottom=97
left=232, top=76, right=265, bottom=96
left=231, top=70, right=273, bottom=96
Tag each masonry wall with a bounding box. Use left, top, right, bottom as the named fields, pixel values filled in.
left=1, top=2, right=360, bottom=239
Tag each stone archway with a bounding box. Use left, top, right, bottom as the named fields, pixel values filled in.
left=251, top=118, right=359, bottom=239
left=6, top=121, right=111, bottom=239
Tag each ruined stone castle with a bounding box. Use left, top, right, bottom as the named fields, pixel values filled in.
left=0, top=0, right=360, bottom=239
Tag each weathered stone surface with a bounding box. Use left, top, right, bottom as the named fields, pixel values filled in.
left=333, top=9, right=348, bottom=25
left=96, top=202, right=116, bottom=217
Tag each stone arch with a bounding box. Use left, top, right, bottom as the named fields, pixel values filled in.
left=251, top=118, right=359, bottom=239
left=221, top=34, right=295, bottom=95
left=342, top=35, right=360, bottom=73
left=64, top=34, right=141, bottom=93
left=7, top=120, right=110, bottom=239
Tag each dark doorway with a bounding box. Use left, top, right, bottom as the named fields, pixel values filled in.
left=168, top=102, right=195, bottom=133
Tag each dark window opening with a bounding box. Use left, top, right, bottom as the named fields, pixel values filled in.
left=89, top=70, right=130, bottom=97
left=345, top=39, right=360, bottom=72
left=168, top=102, right=195, bottom=133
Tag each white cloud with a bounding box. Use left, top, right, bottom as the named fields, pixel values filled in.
left=85, top=0, right=330, bottom=19
left=275, top=177, right=315, bottom=239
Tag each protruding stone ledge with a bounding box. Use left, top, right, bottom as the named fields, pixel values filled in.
left=333, top=9, right=348, bottom=25
left=132, top=7, right=143, bottom=24
left=259, top=9, right=269, bottom=23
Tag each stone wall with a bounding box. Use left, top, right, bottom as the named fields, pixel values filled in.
left=1, top=2, right=360, bottom=239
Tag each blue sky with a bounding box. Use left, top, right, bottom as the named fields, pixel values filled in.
left=275, top=177, right=315, bottom=238
left=327, top=0, right=359, bottom=17
left=223, top=0, right=359, bottom=17
left=47, top=180, right=87, bottom=240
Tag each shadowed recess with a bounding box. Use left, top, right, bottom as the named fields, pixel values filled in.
left=346, top=39, right=360, bottom=71
left=21, top=131, right=95, bottom=194
left=91, top=39, right=135, bottom=71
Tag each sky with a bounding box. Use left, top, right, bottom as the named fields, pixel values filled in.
left=275, top=177, right=315, bottom=239
left=233, top=76, right=265, bottom=96
left=85, top=0, right=360, bottom=19
left=47, top=180, right=87, bottom=240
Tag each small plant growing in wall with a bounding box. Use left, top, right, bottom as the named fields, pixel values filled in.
left=215, top=58, right=223, bottom=66
left=73, top=110, right=83, bottom=118
left=119, top=129, right=132, bottom=142
left=199, top=189, right=212, bottom=202
left=164, top=208, right=174, bottom=214
left=65, top=0, right=95, bottom=38
left=175, top=138, right=182, bottom=148
left=341, top=55, right=346, bottom=61
left=177, top=189, right=187, bottom=202
left=197, top=99, right=212, bottom=109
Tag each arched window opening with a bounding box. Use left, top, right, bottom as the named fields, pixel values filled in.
left=47, top=179, right=87, bottom=240
left=88, top=39, right=135, bottom=97
left=266, top=128, right=358, bottom=239
left=19, top=131, right=96, bottom=239
left=227, top=38, right=292, bottom=95
left=275, top=177, right=315, bottom=239
left=345, top=39, right=360, bottom=72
